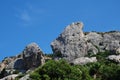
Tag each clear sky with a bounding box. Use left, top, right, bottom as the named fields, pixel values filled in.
left=0, top=0, right=120, bottom=61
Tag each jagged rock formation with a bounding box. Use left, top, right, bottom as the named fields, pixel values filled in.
left=22, top=43, right=45, bottom=69
left=0, top=42, right=45, bottom=79
left=51, top=22, right=120, bottom=64
left=51, top=22, right=88, bottom=61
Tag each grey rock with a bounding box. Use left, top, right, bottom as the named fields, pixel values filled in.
left=6, top=58, right=24, bottom=70
left=0, top=57, right=16, bottom=72
left=6, top=42, right=45, bottom=71
left=22, top=42, right=45, bottom=69
left=85, top=32, right=103, bottom=46
left=85, top=31, right=120, bottom=53
left=116, top=47, right=120, bottom=54
left=19, top=74, right=30, bottom=80
left=87, top=43, right=98, bottom=55
left=51, top=22, right=87, bottom=61
left=51, top=22, right=120, bottom=63
left=107, top=55, right=120, bottom=63
left=102, top=32, right=120, bottom=51
left=72, top=57, right=97, bottom=65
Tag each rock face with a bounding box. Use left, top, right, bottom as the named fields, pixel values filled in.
left=51, top=22, right=87, bottom=61
left=51, top=22, right=120, bottom=63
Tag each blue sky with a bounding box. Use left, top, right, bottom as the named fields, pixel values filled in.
left=0, top=0, right=120, bottom=61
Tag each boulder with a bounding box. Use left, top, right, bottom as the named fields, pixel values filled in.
left=72, top=57, right=97, bottom=65
left=107, top=55, right=120, bottom=63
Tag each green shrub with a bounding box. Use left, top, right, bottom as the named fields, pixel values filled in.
left=29, top=50, right=120, bottom=80
left=30, top=72, right=41, bottom=80
left=30, top=60, right=88, bottom=80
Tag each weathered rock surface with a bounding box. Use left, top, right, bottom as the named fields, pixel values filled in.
left=22, top=42, right=45, bottom=69
left=72, top=57, right=97, bottom=65
left=0, top=57, right=16, bottom=72
left=51, top=22, right=88, bottom=61
left=6, top=43, right=45, bottom=70
left=51, top=22, right=120, bottom=63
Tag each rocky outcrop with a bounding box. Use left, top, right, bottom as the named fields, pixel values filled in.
left=51, top=22, right=120, bottom=63
left=6, top=43, right=45, bottom=70
left=22, top=43, right=45, bottom=69
left=51, top=22, right=87, bottom=61
left=0, top=42, right=45, bottom=79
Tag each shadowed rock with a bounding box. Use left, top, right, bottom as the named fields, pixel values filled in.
left=22, top=43, right=45, bottom=69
